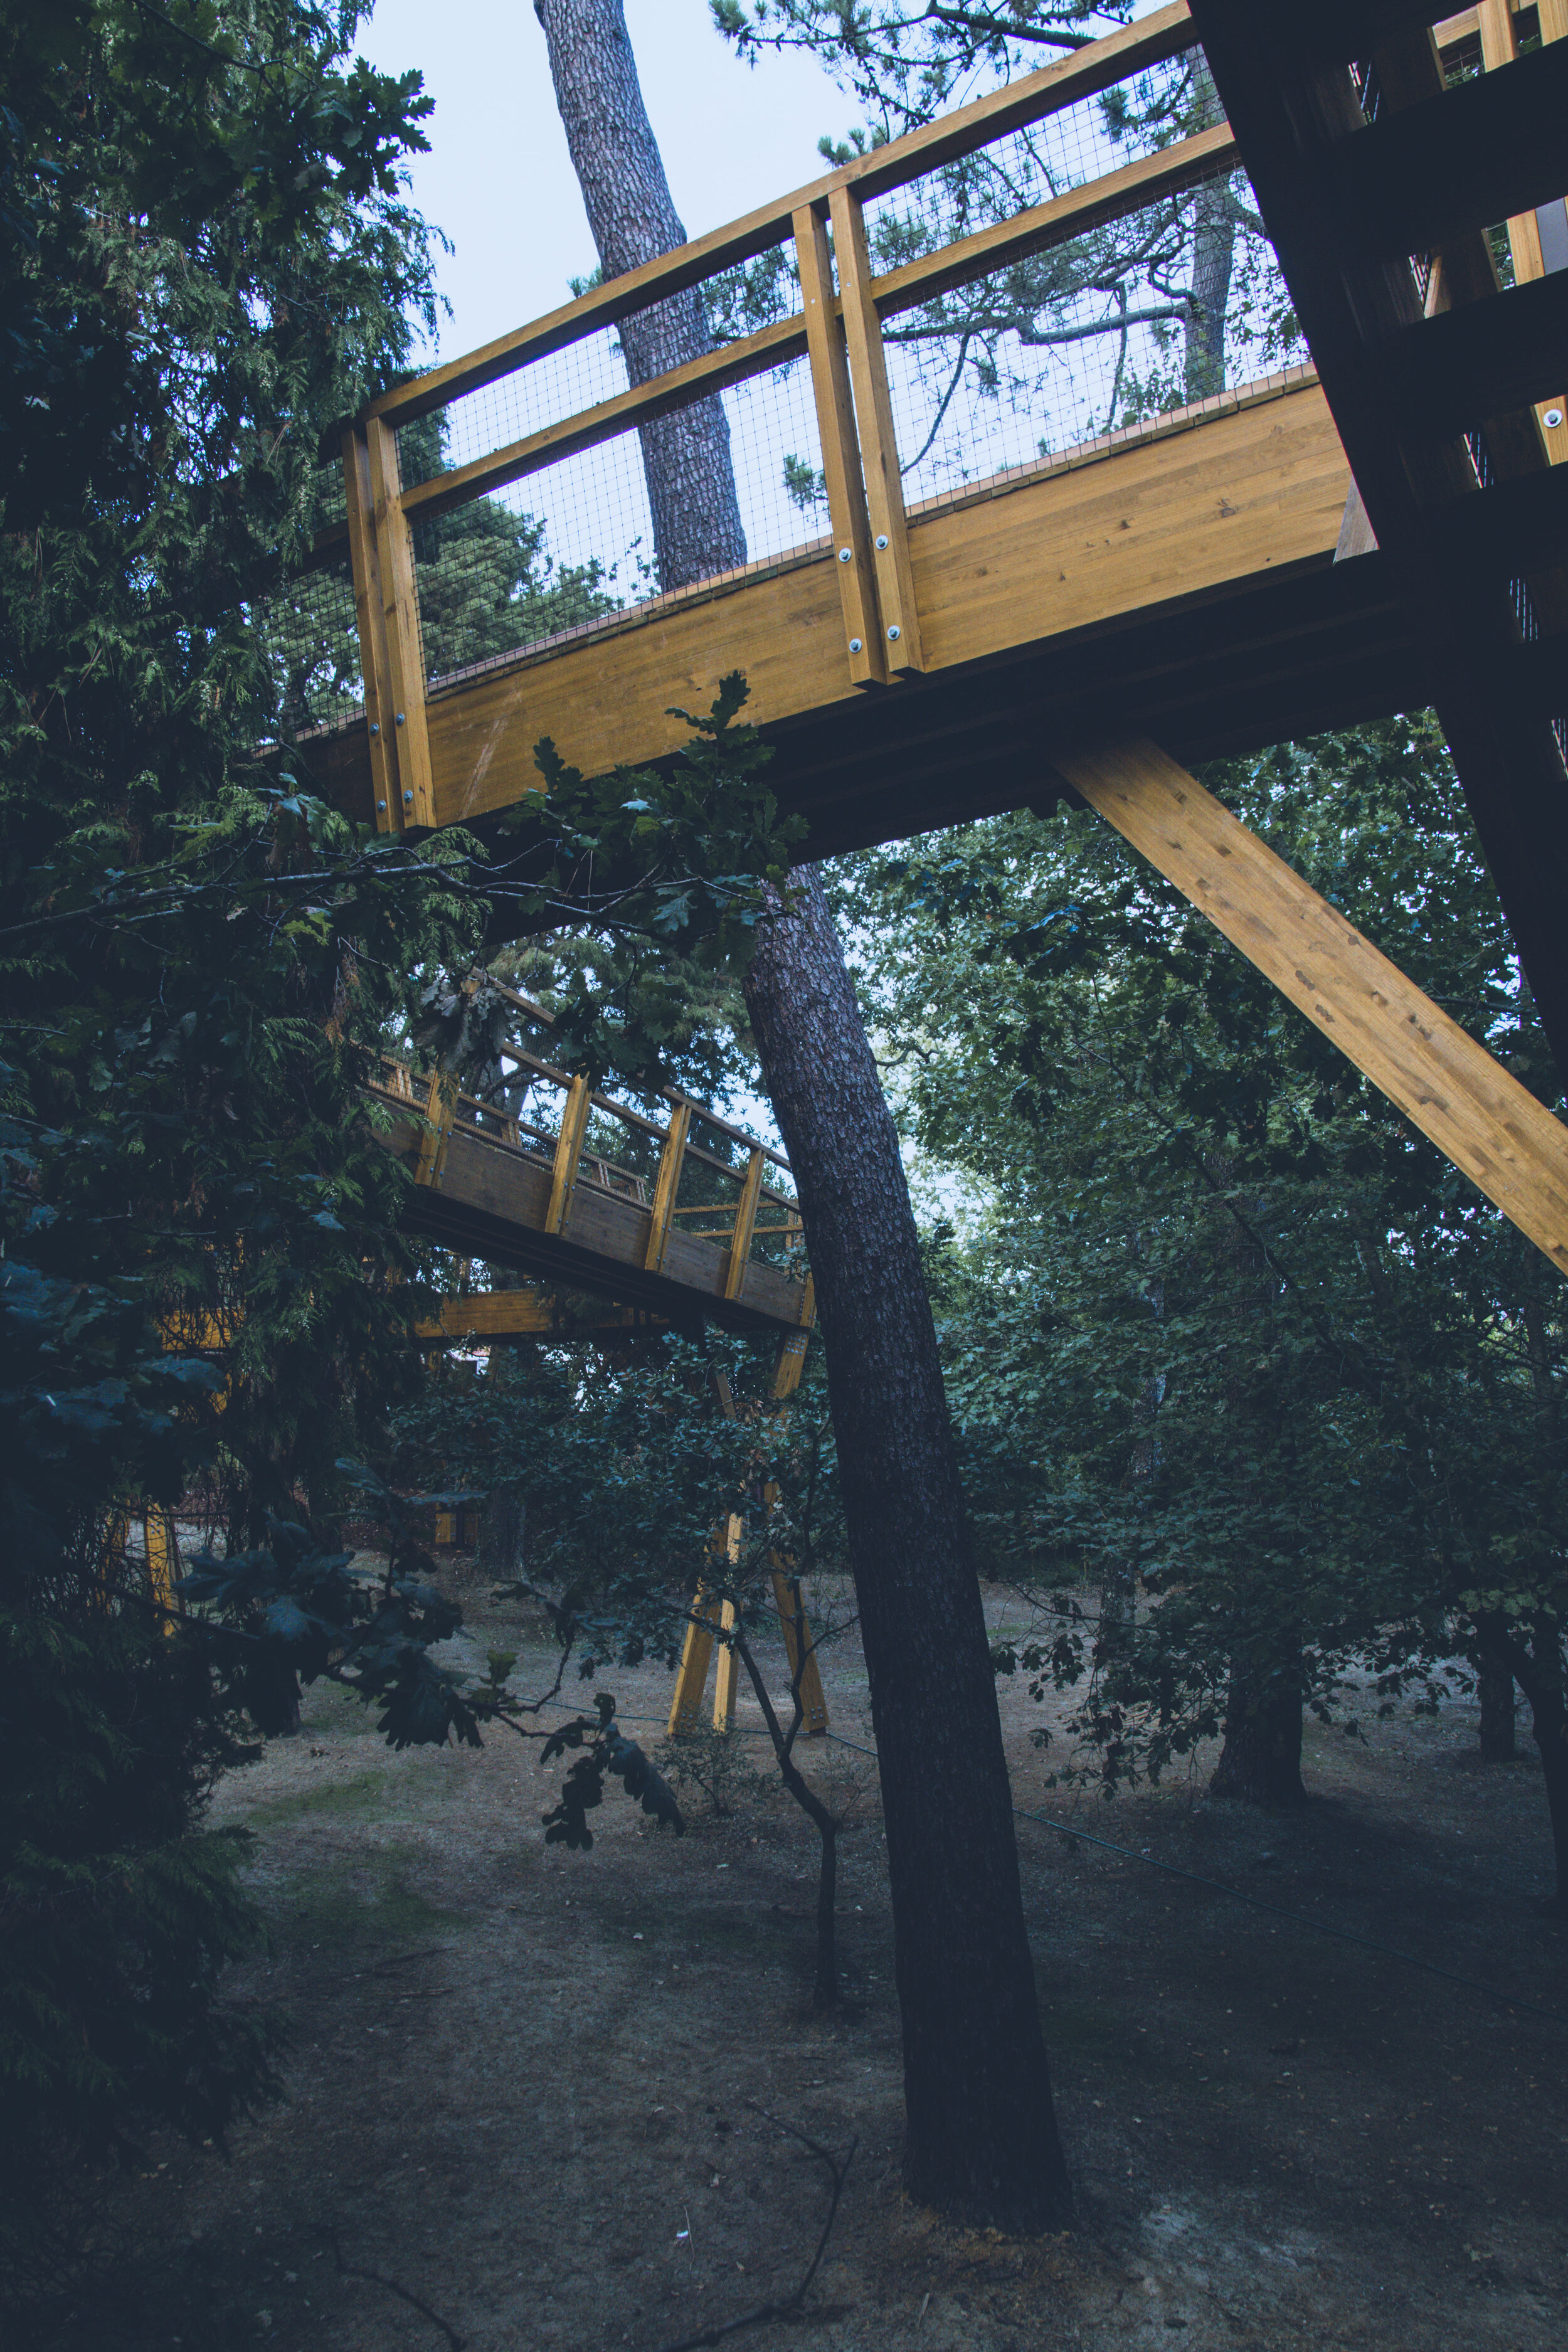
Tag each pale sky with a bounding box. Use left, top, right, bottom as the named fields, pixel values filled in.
left=357, top=0, right=852, bottom=361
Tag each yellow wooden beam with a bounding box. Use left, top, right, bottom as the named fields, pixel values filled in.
left=412, top=1071, right=455, bottom=1189
left=545, top=1074, right=593, bottom=1235
left=364, top=416, right=436, bottom=828
left=793, top=203, right=886, bottom=689
left=142, top=1508, right=178, bottom=1633
left=830, top=184, right=924, bottom=674
left=644, top=1099, right=692, bottom=1276
left=1055, top=736, right=1568, bottom=1278
left=341, top=426, right=400, bottom=832
left=724, top=1148, right=766, bottom=1303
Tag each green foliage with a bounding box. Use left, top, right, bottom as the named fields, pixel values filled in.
left=847, top=716, right=1568, bottom=1796
left=539, top=1693, right=686, bottom=1849
left=0, top=1, right=465, bottom=2306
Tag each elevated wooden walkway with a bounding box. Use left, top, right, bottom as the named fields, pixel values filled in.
left=292, top=1, right=1568, bottom=1273
left=372, top=991, right=815, bottom=1349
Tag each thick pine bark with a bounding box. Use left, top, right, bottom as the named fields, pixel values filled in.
left=1183, top=65, right=1234, bottom=403
left=538, top=1, right=1071, bottom=2226
left=1210, top=1659, right=1306, bottom=1807
left=533, top=0, right=746, bottom=591
left=746, top=872, right=1071, bottom=2228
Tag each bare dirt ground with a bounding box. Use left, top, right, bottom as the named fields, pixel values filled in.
left=54, top=1560, right=1568, bottom=2352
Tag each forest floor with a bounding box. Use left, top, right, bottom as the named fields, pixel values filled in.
left=53, top=1557, right=1568, bottom=2352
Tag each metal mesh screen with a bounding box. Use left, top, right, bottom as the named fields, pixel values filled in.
left=872, top=162, right=1304, bottom=511
left=409, top=350, right=828, bottom=692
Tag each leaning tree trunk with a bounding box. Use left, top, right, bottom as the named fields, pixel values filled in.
left=745, top=871, right=1071, bottom=2228
left=534, top=0, right=1072, bottom=2229
left=533, top=0, right=746, bottom=592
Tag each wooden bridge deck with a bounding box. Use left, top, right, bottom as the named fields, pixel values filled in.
left=369, top=994, right=814, bottom=1343
left=292, top=0, right=1568, bottom=1284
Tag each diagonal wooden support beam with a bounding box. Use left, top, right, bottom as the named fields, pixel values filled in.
left=1051, top=736, right=1568, bottom=1278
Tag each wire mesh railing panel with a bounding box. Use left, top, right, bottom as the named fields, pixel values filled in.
left=397, top=247, right=803, bottom=492
left=876, top=165, right=1304, bottom=514
left=862, top=55, right=1203, bottom=270
left=410, top=354, right=828, bottom=690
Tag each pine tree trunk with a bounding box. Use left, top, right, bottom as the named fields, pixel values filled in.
left=537, top=0, right=1072, bottom=2227
left=1477, top=1613, right=1568, bottom=1910
left=1210, top=1659, right=1306, bottom=1807
left=746, top=871, right=1071, bottom=2228
left=533, top=0, right=746, bottom=591
left=1183, top=64, right=1234, bottom=403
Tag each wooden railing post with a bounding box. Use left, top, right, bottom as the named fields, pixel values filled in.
left=724, top=1146, right=766, bottom=1303
left=644, top=1099, right=692, bottom=1275
left=341, top=426, right=401, bottom=832
left=413, top=1071, right=455, bottom=1189
left=828, top=184, right=925, bottom=674
left=771, top=1271, right=815, bottom=1399
left=363, top=415, right=437, bottom=827
left=793, top=202, right=887, bottom=687
left=545, top=1074, right=593, bottom=1234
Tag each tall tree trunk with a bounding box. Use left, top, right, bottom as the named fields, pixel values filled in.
left=535, top=0, right=1072, bottom=2227
left=1477, top=1611, right=1568, bottom=1910
left=1210, top=1655, right=1306, bottom=1807
left=1475, top=1645, right=1517, bottom=1762
left=1183, top=63, right=1234, bottom=403
left=533, top=0, right=746, bottom=591
left=746, top=870, right=1071, bottom=2228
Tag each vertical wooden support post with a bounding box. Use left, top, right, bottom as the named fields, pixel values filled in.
left=793, top=203, right=887, bottom=687
left=712, top=1516, right=744, bottom=1730
left=414, top=1071, right=454, bottom=1189
left=761, top=1471, right=829, bottom=1738
left=142, top=1507, right=177, bottom=1632
left=1478, top=0, right=1567, bottom=463
left=724, top=1147, right=766, bottom=1303
left=363, top=414, right=437, bottom=826
left=828, top=184, right=924, bottom=673
left=342, top=428, right=400, bottom=832
left=770, top=1273, right=815, bottom=1400
left=546, top=1075, right=593, bottom=1234
left=668, top=1596, right=722, bottom=1737
left=644, top=1099, right=692, bottom=1274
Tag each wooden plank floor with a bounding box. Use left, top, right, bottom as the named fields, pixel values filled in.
left=300, top=372, right=1398, bottom=859
left=371, top=1094, right=812, bottom=1337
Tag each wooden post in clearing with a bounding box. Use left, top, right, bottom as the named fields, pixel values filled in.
left=793, top=202, right=887, bottom=688
left=545, top=1075, right=593, bottom=1235
left=143, top=1507, right=177, bottom=1633
left=668, top=1592, right=723, bottom=1737
left=829, top=184, right=924, bottom=674
left=363, top=415, right=437, bottom=828
left=711, top=1517, right=744, bottom=1729
left=724, top=1147, right=766, bottom=1303
left=644, top=1099, right=692, bottom=1274
left=1052, top=735, right=1568, bottom=1278
left=341, top=427, right=400, bottom=832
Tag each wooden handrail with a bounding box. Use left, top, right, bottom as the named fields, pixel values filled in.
left=356, top=3, right=1199, bottom=433
left=311, top=114, right=1234, bottom=568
